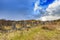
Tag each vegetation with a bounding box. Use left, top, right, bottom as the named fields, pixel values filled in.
left=0, top=19, right=60, bottom=40
left=0, top=26, right=60, bottom=40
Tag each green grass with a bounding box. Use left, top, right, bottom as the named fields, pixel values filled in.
left=0, top=26, right=60, bottom=40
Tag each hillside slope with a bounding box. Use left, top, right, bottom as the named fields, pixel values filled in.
left=0, top=19, right=60, bottom=40
left=0, top=19, right=60, bottom=32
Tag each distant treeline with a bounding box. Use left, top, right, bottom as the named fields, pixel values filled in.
left=0, top=19, right=60, bottom=32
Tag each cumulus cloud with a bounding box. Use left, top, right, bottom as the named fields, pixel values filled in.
left=37, top=0, right=60, bottom=21
left=37, top=16, right=60, bottom=21
left=46, top=0, right=60, bottom=15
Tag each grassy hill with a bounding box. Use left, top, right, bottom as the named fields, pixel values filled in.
left=0, top=19, right=60, bottom=40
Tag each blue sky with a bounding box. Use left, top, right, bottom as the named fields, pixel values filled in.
left=0, top=0, right=60, bottom=21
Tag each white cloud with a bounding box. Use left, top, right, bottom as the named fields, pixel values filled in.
left=34, top=0, right=39, bottom=11
left=37, top=0, right=60, bottom=21
left=37, top=16, right=60, bottom=21
left=46, top=0, right=60, bottom=15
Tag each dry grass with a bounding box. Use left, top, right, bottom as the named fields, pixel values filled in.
left=0, top=26, right=60, bottom=40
